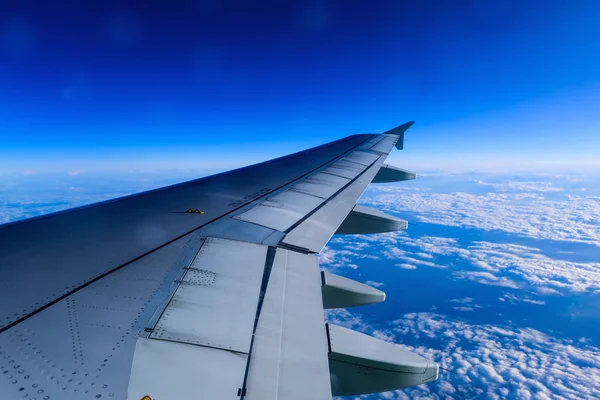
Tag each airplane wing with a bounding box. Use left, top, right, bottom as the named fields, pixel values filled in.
left=0, top=122, right=438, bottom=400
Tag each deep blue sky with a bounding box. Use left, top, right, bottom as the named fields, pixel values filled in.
left=1, top=0, right=599, bottom=172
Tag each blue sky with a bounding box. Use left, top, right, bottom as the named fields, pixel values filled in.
left=1, top=0, right=599, bottom=173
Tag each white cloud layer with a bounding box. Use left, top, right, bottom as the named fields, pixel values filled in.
left=323, top=230, right=600, bottom=295
left=323, top=175, right=600, bottom=398
left=327, top=309, right=600, bottom=400
left=363, top=182, right=600, bottom=247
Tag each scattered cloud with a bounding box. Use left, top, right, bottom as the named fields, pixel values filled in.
left=449, top=297, right=483, bottom=311
left=499, top=292, right=546, bottom=305
left=319, top=246, right=379, bottom=271
left=450, top=297, right=474, bottom=303
left=452, top=306, right=475, bottom=312
left=327, top=231, right=600, bottom=295
left=395, top=312, right=600, bottom=399
left=394, top=255, right=444, bottom=269
left=364, top=182, right=600, bottom=247
left=327, top=309, right=600, bottom=399
left=324, top=175, right=600, bottom=398
left=454, top=270, right=521, bottom=289
left=395, top=263, right=417, bottom=270
left=473, top=179, right=565, bottom=193
left=462, top=241, right=600, bottom=293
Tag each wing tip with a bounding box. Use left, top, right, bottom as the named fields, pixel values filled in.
left=384, top=121, right=415, bottom=150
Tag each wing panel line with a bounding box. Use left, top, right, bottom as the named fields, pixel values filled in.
left=282, top=155, right=382, bottom=235
left=238, top=245, right=278, bottom=399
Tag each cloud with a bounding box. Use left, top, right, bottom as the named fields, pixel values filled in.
left=462, top=241, right=600, bottom=293
left=327, top=309, right=600, bottom=399
left=454, top=270, right=521, bottom=289
left=328, top=232, right=600, bottom=295
left=324, top=175, right=600, bottom=398
left=394, top=255, right=444, bottom=269
left=395, top=312, right=600, bottom=399
left=450, top=297, right=474, bottom=303
left=364, top=181, right=600, bottom=247
left=473, top=179, right=565, bottom=193
left=395, top=263, right=417, bottom=270
left=452, top=306, right=475, bottom=311
left=325, top=233, right=451, bottom=271
left=449, top=297, right=483, bottom=311
left=319, top=246, right=379, bottom=271
left=326, top=308, right=386, bottom=337
left=500, top=292, right=546, bottom=305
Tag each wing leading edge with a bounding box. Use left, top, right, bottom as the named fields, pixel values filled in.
left=0, top=121, right=437, bottom=400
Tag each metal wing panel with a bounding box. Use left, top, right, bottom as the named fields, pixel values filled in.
left=244, top=249, right=331, bottom=399
left=281, top=160, right=382, bottom=253
left=232, top=150, right=381, bottom=234
left=149, top=237, right=268, bottom=353
left=233, top=190, right=324, bottom=232
left=0, top=233, right=201, bottom=400
left=358, top=135, right=383, bottom=150
left=127, top=337, right=247, bottom=400
left=370, top=135, right=399, bottom=154
left=289, top=172, right=350, bottom=199
left=127, top=239, right=269, bottom=400
left=196, top=217, right=285, bottom=246
left=321, top=159, right=365, bottom=179
left=343, top=151, right=379, bottom=166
